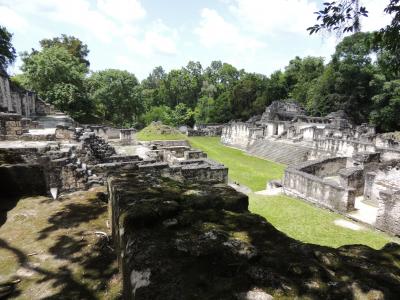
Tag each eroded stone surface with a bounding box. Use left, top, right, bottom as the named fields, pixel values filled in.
left=108, top=171, right=400, bottom=299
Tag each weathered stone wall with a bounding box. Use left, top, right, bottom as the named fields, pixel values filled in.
left=283, top=158, right=355, bottom=212
left=188, top=124, right=224, bottom=136
left=300, top=157, right=347, bottom=177
left=376, top=190, right=400, bottom=235
left=83, top=125, right=121, bottom=140
left=0, top=113, right=24, bottom=139
left=363, top=161, right=400, bottom=206
left=221, top=122, right=252, bottom=149
left=339, top=166, right=364, bottom=196
left=107, top=170, right=400, bottom=299
left=138, top=159, right=228, bottom=184
left=0, top=73, right=37, bottom=117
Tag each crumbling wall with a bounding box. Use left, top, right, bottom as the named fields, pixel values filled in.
left=221, top=122, right=251, bottom=149
left=0, top=113, right=24, bottom=139
left=376, top=190, right=400, bottom=235
left=107, top=171, right=400, bottom=299
left=363, top=161, right=400, bottom=206
left=0, top=73, right=37, bottom=117
left=283, top=158, right=355, bottom=212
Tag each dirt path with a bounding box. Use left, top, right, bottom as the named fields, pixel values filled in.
left=0, top=187, right=121, bottom=299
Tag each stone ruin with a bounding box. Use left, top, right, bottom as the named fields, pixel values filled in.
left=222, top=100, right=400, bottom=235
left=187, top=123, right=224, bottom=136
left=2, top=72, right=400, bottom=298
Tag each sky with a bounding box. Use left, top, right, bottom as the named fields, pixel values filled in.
left=0, top=0, right=392, bottom=80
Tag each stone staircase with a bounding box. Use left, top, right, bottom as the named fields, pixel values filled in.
left=247, top=139, right=312, bottom=165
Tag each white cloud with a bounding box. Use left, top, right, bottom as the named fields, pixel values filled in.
left=125, top=19, right=178, bottom=56
left=0, top=6, right=29, bottom=32
left=361, top=0, right=392, bottom=32
left=195, top=8, right=266, bottom=51
left=97, top=0, right=146, bottom=22
left=229, top=0, right=318, bottom=35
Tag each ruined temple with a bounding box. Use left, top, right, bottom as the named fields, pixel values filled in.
left=221, top=100, right=400, bottom=235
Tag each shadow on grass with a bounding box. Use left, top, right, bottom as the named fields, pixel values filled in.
left=0, top=192, right=121, bottom=299
left=37, top=199, right=107, bottom=240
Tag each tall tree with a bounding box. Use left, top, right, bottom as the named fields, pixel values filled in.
left=0, top=26, right=16, bottom=72
left=86, top=69, right=142, bottom=126
left=40, top=34, right=90, bottom=67
left=20, top=45, right=91, bottom=119
left=284, top=56, right=325, bottom=106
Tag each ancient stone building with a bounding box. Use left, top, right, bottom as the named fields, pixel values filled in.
left=222, top=101, right=400, bottom=235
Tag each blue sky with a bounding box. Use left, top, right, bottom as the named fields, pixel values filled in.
left=0, top=0, right=391, bottom=80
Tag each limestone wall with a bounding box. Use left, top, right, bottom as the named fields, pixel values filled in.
left=0, top=74, right=37, bottom=117
left=364, top=162, right=400, bottom=206
left=376, top=190, right=400, bottom=235
left=138, top=159, right=228, bottom=184
left=283, top=158, right=355, bottom=212
left=0, top=113, right=24, bottom=139
left=221, top=122, right=252, bottom=149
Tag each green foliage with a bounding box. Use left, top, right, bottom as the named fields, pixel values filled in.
left=307, top=33, right=377, bottom=123
left=20, top=45, right=92, bottom=119
left=40, top=34, right=90, bottom=67
left=142, top=104, right=194, bottom=127
left=0, top=26, right=16, bottom=72
left=86, top=69, right=141, bottom=127
left=370, top=79, right=400, bottom=132
left=285, top=56, right=325, bottom=105
left=308, top=0, right=400, bottom=70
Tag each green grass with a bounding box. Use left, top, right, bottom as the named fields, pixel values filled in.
left=135, top=123, right=186, bottom=141
left=249, top=193, right=393, bottom=249
left=136, top=131, right=186, bottom=141
left=188, top=137, right=285, bottom=191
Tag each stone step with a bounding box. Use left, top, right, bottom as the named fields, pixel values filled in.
left=247, top=140, right=311, bottom=165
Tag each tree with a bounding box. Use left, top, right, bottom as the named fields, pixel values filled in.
left=40, top=34, right=90, bottom=67
left=142, top=105, right=172, bottom=126
left=0, top=26, right=16, bottom=72
left=86, top=69, right=142, bottom=127
left=370, top=77, right=400, bottom=132
left=307, top=0, right=367, bottom=34
left=284, top=56, right=325, bottom=105
left=20, top=45, right=92, bottom=119
left=308, top=1, right=400, bottom=68
left=307, top=33, right=376, bottom=123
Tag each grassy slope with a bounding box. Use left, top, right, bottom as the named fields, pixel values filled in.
left=188, top=137, right=285, bottom=191
left=135, top=123, right=186, bottom=141
left=186, top=136, right=395, bottom=249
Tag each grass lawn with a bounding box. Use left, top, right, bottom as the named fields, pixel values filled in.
left=249, top=193, right=393, bottom=249
left=136, top=131, right=186, bottom=141
left=188, top=137, right=285, bottom=191
left=135, top=132, right=396, bottom=249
